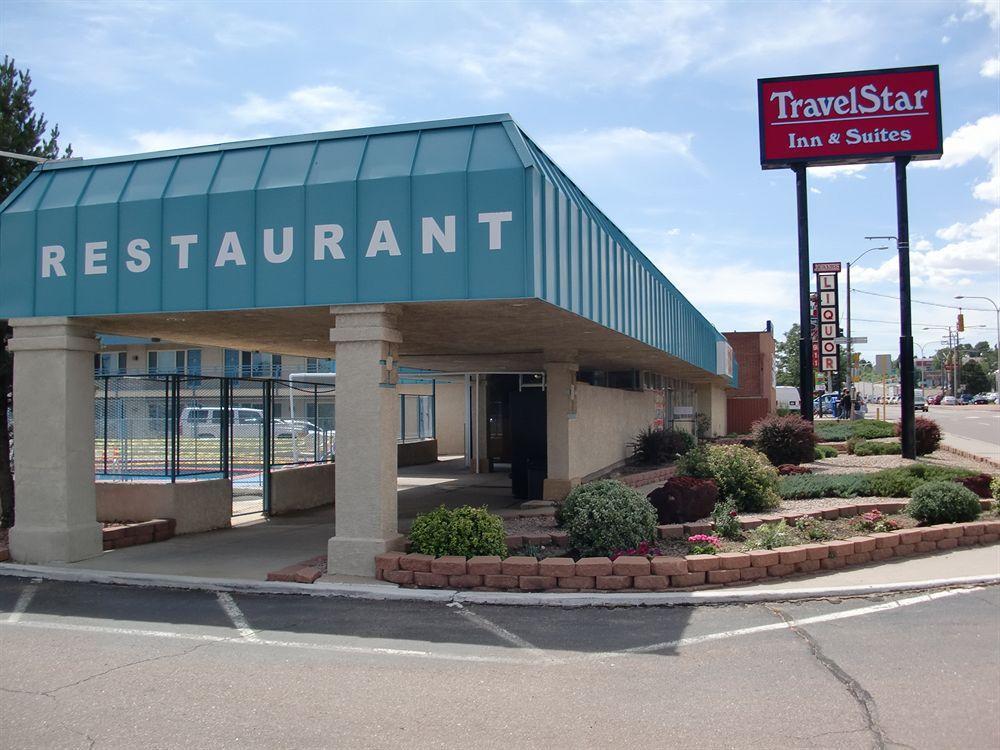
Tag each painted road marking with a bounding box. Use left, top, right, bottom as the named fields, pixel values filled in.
left=597, top=587, right=975, bottom=659
left=5, top=583, right=38, bottom=623
left=0, top=586, right=988, bottom=666
left=449, top=603, right=549, bottom=659
left=0, top=619, right=539, bottom=665
left=216, top=592, right=260, bottom=642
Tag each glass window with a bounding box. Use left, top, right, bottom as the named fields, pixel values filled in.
left=224, top=349, right=239, bottom=377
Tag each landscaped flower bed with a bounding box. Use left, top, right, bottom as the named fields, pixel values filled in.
left=376, top=514, right=1000, bottom=592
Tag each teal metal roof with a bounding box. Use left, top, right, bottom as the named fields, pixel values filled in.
left=0, top=114, right=733, bottom=382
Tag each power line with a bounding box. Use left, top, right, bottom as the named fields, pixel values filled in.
left=851, top=288, right=993, bottom=312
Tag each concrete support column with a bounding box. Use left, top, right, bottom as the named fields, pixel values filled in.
left=8, top=317, right=103, bottom=563
left=471, top=374, right=489, bottom=474
left=542, top=360, right=579, bottom=501
left=696, top=381, right=728, bottom=438
left=327, top=305, right=405, bottom=576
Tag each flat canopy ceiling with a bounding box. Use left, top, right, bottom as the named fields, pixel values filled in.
left=77, top=299, right=720, bottom=383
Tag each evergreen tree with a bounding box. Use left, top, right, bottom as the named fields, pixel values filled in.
left=0, top=55, right=72, bottom=528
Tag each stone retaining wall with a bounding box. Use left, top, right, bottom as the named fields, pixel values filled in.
left=376, top=519, right=1000, bottom=592
left=103, top=519, right=175, bottom=550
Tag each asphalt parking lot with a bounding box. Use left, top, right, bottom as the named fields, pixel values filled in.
left=2, top=576, right=998, bottom=749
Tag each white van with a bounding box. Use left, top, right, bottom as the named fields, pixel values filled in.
left=180, top=407, right=264, bottom=438
left=776, top=386, right=801, bottom=411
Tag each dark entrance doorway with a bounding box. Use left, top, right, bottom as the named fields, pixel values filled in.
left=508, top=385, right=546, bottom=500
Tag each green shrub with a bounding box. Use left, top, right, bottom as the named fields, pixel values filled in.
left=751, top=413, right=817, bottom=466
left=814, top=419, right=895, bottom=442
left=559, top=480, right=657, bottom=556
left=907, top=481, right=981, bottom=524
left=852, top=440, right=902, bottom=456
left=991, top=475, right=1000, bottom=502
left=629, top=426, right=695, bottom=465
left=814, top=444, right=838, bottom=459
left=676, top=444, right=714, bottom=479
left=706, top=444, right=780, bottom=513
left=408, top=505, right=508, bottom=558
left=778, top=464, right=975, bottom=500
left=896, top=416, right=941, bottom=455
left=778, top=472, right=872, bottom=499
left=710, top=499, right=742, bottom=540
left=745, top=520, right=797, bottom=550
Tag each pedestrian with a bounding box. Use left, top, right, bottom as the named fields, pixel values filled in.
left=840, top=388, right=852, bottom=421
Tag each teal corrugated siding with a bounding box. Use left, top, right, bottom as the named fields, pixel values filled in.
left=0, top=113, right=732, bottom=382
left=516, top=132, right=728, bottom=377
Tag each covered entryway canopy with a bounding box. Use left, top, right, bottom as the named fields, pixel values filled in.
left=0, top=114, right=736, bottom=575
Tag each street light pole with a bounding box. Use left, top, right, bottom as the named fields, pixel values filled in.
left=956, top=295, right=1000, bottom=396
left=845, top=245, right=889, bottom=420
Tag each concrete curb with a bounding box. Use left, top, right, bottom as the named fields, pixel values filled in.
left=940, top=444, right=1000, bottom=470
left=1, top=563, right=997, bottom=606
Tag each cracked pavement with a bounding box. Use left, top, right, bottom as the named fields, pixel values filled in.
left=0, top=577, right=997, bottom=749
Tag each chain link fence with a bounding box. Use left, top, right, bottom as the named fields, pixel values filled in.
left=95, top=374, right=432, bottom=516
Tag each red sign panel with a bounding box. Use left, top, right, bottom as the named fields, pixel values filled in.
left=758, top=65, right=942, bottom=169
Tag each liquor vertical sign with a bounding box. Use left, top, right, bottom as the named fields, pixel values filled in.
left=814, top=262, right=842, bottom=371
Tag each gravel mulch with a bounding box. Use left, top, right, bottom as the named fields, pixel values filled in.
left=503, top=515, right=558, bottom=535
left=802, top=449, right=991, bottom=475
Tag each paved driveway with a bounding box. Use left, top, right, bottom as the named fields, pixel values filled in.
left=2, top=577, right=998, bottom=749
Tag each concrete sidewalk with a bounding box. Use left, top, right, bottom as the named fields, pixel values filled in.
left=54, top=457, right=520, bottom=581
left=941, top=433, right=1000, bottom=467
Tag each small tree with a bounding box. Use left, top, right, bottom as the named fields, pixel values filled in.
left=0, top=55, right=72, bottom=528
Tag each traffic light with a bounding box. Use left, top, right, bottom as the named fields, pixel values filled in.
left=957, top=312, right=965, bottom=332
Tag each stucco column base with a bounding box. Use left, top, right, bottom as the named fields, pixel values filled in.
left=9, top=522, right=104, bottom=565
left=542, top=477, right=580, bottom=502
left=327, top=305, right=403, bottom=577
left=8, top=317, right=103, bottom=564
left=328, top=535, right=406, bottom=577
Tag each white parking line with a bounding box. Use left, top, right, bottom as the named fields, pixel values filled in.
left=216, top=592, right=260, bottom=642
left=0, top=619, right=539, bottom=665
left=0, top=586, right=987, bottom=666
left=450, top=604, right=549, bottom=658
left=5, top=583, right=38, bottom=623
left=597, top=587, right=976, bottom=658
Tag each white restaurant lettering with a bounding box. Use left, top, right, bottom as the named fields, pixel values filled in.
left=39, top=211, right=514, bottom=278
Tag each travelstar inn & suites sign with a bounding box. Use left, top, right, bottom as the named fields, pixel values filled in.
left=758, top=65, right=943, bottom=168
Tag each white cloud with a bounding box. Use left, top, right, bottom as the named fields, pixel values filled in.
left=917, top=114, right=1000, bottom=203
left=810, top=187, right=822, bottom=194
left=850, top=209, right=999, bottom=289
left=212, top=16, right=295, bottom=49
left=70, top=84, right=386, bottom=159
left=810, top=164, right=869, bottom=180
left=409, top=1, right=878, bottom=96
left=981, top=57, right=1000, bottom=77
left=539, top=127, right=700, bottom=171
left=966, top=0, right=1000, bottom=29
left=230, top=85, right=386, bottom=132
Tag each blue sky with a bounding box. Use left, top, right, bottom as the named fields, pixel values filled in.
left=3, top=0, right=998, bottom=362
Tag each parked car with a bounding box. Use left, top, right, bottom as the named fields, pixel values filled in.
left=959, top=393, right=974, bottom=405
left=179, top=406, right=265, bottom=438
left=274, top=418, right=336, bottom=443
left=928, top=393, right=943, bottom=405
left=971, top=392, right=997, bottom=405
left=940, top=395, right=957, bottom=406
